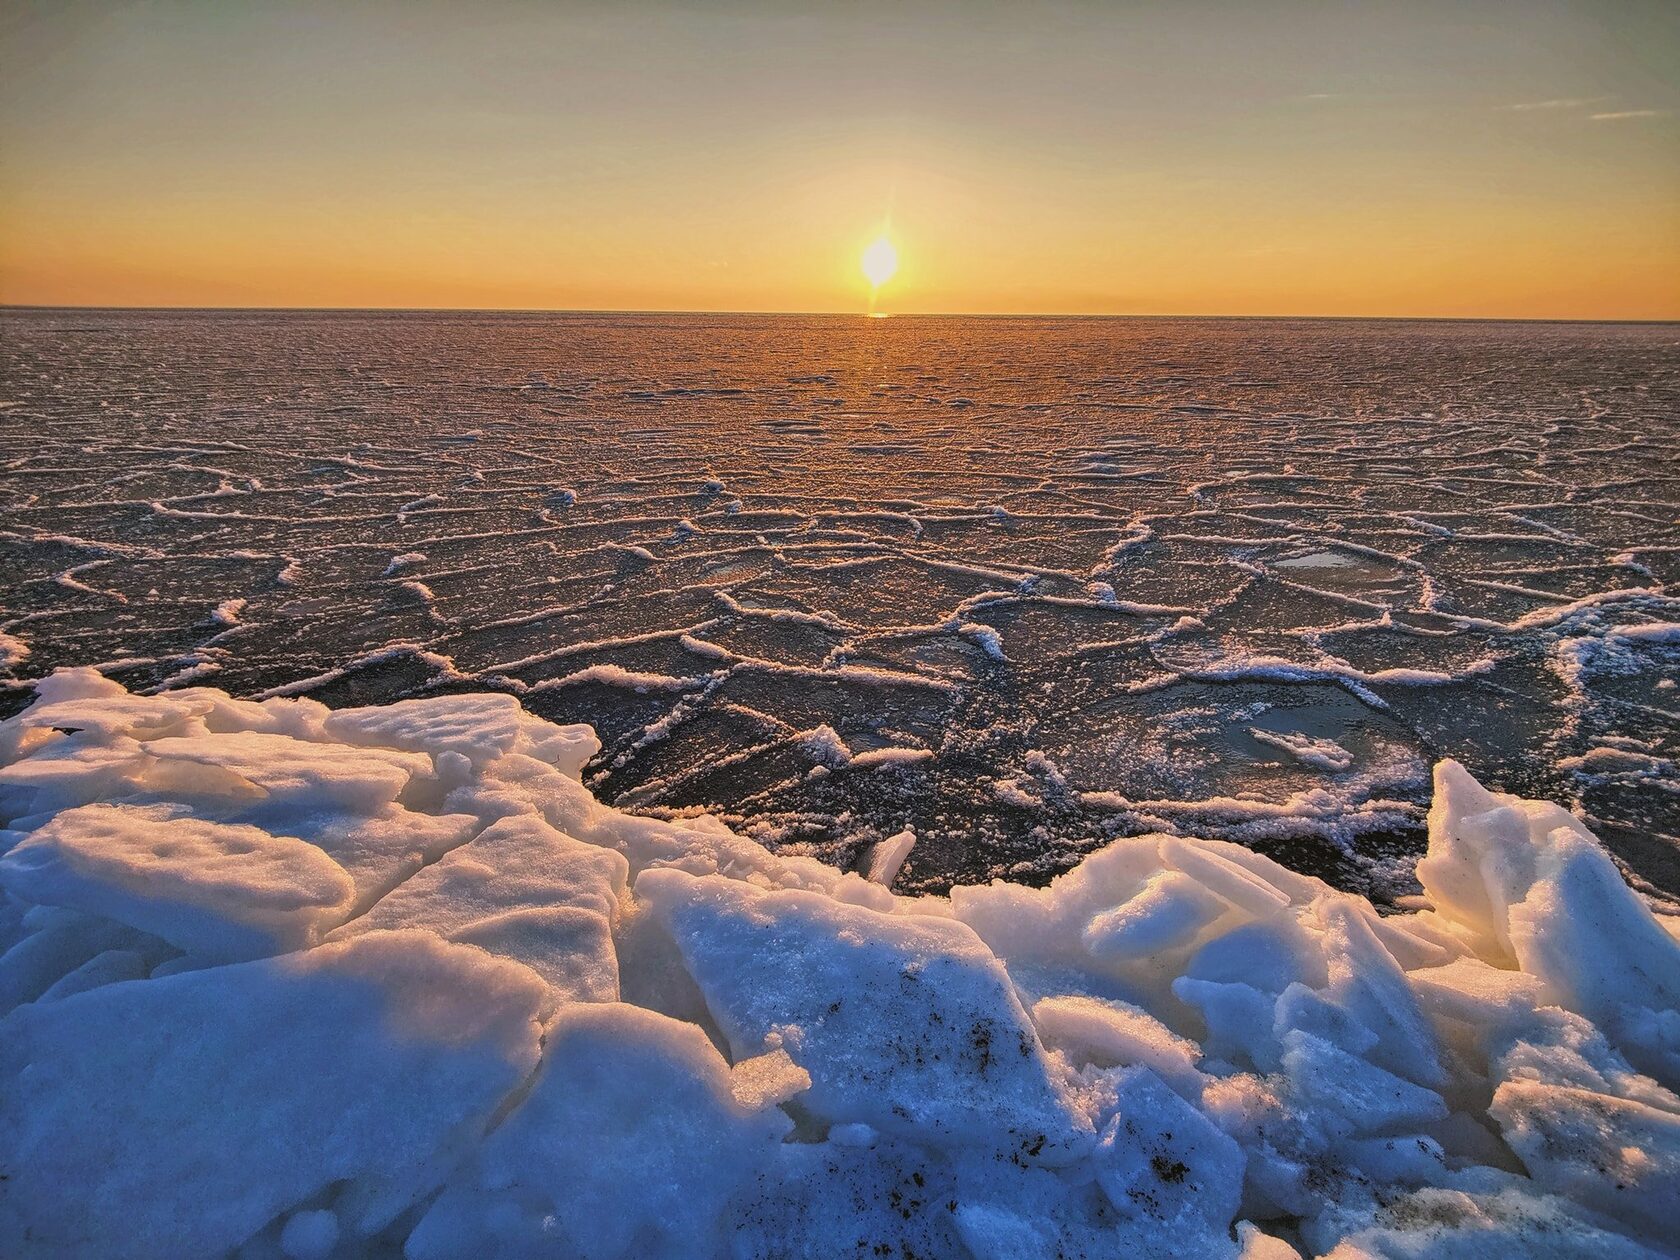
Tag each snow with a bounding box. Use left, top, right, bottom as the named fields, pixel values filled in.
left=0, top=671, right=1676, bottom=1257
left=0, top=630, right=29, bottom=667
left=279, top=1209, right=340, bottom=1260
left=208, top=597, right=247, bottom=627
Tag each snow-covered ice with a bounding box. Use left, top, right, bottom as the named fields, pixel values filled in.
left=1, top=671, right=1677, bottom=1258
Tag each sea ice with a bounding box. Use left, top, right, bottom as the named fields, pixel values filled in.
left=4, top=314, right=1678, bottom=901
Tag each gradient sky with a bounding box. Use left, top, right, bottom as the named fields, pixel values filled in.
left=2, top=0, right=1677, bottom=317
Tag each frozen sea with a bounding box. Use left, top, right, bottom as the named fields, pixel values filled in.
left=2, top=309, right=1677, bottom=900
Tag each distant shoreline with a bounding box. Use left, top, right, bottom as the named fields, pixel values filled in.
left=3, top=305, right=1677, bottom=326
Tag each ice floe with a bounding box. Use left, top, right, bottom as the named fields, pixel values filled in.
left=0, top=671, right=1677, bottom=1258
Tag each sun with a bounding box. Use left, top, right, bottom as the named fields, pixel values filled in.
left=861, top=234, right=899, bottom=288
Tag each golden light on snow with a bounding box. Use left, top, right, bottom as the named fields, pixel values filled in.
left=861, top=235, right=899, bottom=289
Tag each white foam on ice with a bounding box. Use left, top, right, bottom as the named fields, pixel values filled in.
left=1247, top=728, right=1356, bottom=773
left=0, top=631, right=28, bottom=667
left=208, top=597, right=247, bottom=627
left=0, top=670, right=1676, bottom=1258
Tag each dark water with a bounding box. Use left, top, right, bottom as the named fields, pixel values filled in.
left=3, top=309, right=1677, bottom=898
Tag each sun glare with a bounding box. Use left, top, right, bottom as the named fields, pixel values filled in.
left=861, top=235, right=899, bottom=289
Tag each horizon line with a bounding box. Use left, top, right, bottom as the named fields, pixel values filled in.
left=3, top=303, right=1677, bottom=326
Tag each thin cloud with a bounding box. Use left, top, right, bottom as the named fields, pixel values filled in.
left=1506, top=97, right=1601, bottom=111
left=1590, top=109, right=1667, bottom=121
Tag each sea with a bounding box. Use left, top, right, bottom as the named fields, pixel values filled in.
left=3, top=309, right=1676, bottom=899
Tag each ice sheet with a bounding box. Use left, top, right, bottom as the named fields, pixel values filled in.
left=3, top=313, right=1675, bottom=900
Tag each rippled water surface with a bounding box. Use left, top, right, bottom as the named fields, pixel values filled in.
left=3, top=310, right=1677, bottom=898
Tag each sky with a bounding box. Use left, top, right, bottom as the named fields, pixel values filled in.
left=1, top=0, right=1677, bottom=318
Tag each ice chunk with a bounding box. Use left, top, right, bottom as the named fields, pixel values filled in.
left=1416, top=760, right=1537, bottom=958
left=865, top=827, right=916, bottom=886
left=1186, top=917, right=1330, bottom=995
left=0, top=930, right=548, bottom=1258
left=452, top=906, right=619, bottom=1002
left=1420, top=760, right=1680, bottom=1080
left=950, top=836, right=1177, bottom=975
left=1095, top=1067, right=1245, bottom=1240
left=827, top=1122, right=879, bottom=1146
left=407, top=1002, right=786, bottom=1260
left=1083, top=868, right=1231, bottom=958
left=729, top=1044, right=812, bottom=1110
left=1248, top=727, right=1354, bottom=772
left=0, top=731, right=154, bottom=816
left=1315, top=897, right=1447, bottom=1088
left=323, top=692, right=597, bottom=775
left=638, top=866, right=1088, bottom=1157
left=0, top=907, right=168, bottom=1014
left=330, top=813, right=626, bottom=999
left=1236, top=1222, right=1302, bottom=1259
left=1407, top=956, right=1550, bottom=1028
left=1281, top=1029, right=1448, bottom=1135
left=283, top=805, right=478, bottom=915
left=142, top=731, right=434, bottom=812
left=279, top=1209, right=339, bottom=1260
left=0, top=677, right=1675, bottom=1257
left=1174, top=976, right=1285, bottom=1071
left=25, top=665, right=127, bottom=705
left=10, top=691, right=215, bottom=742
left=1273, top=980, right=1379, bottom=1060
left=1337, top=1133, right=1450, bottom=1186
left=1506, top=833, right=1680, bottom=1076
left=1031, top=993, right=1205, bottom=1095
left=38, top=947, right=147, bottom=1001
left=1159, top=836, right=1293, bottom=918
left=0, top=803, right=355, bottom=961
left=951, top=1161, right=1191, bottom=1260
left=1491, top=1080, right=1680, bottom=1237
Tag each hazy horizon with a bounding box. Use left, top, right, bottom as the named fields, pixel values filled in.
left=4, top=303, right=1679, bottom=325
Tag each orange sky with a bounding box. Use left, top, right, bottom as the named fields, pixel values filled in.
left=3, top=2, right=1678, bottom=318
